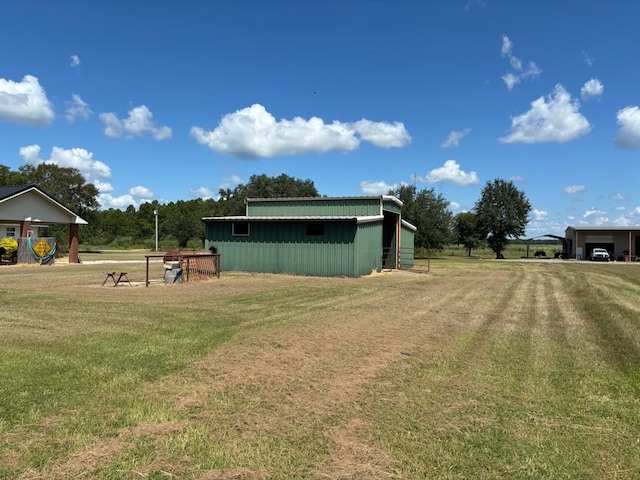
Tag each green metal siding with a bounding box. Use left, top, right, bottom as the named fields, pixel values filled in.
left=247, top=198, right=382, bottom=217
left=382, top=198, right=401, bottom=215
left=354, top=221, right=383, bottom=275
left=205, top=220, right=364, bottom=277
left=400, top=224, right=415, bottom=268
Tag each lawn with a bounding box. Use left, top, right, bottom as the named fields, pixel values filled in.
left=1, top=258, right=639, bottom=479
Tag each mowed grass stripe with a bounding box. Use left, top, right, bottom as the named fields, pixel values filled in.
left=365, top=263, right=640, bottom=479
left=2, top=261, right=640, bottom=478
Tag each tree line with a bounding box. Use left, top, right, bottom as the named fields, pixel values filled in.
left=1, top=163, right=531, bottom=258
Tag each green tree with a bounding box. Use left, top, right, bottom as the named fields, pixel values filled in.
left=389, top=185, right=453, bottom=250
left=18, top=164, right=100, bottom=215
left=474, top=179, right=531, bottom=259
left=218, top=173, right=319, bottom=216
left=0, top=165, right=27, bottom=185
left=454, top=211, right=483, bottom=256
left=164, top=200, right=204, bottom=248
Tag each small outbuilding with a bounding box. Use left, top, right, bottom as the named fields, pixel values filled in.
left=565, top=226, right=640, bottom=261
left=202, top=195, right=416, bottom=277
left=0, top=185, right=87, bottom=263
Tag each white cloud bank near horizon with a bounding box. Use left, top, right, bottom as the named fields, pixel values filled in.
left=190, top=104, right=411, bottom=159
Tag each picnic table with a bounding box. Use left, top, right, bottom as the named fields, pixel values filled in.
left=102, top=272, right=132, bottom=287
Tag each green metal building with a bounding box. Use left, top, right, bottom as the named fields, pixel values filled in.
left=202, top=196, right=416, bottom=277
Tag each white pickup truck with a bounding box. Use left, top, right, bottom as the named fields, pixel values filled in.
left=590, top=248, right=610, bottom=262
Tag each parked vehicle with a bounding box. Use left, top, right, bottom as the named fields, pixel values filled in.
left=590, top=248, right=610, bottom=262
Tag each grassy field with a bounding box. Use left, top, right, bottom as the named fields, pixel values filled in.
left=1, top=257, right=640, bottom=479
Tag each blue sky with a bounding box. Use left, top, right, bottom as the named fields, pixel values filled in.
left=1, top=0, right=640, bottom=237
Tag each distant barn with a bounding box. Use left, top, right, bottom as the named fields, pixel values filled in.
left=202, top=196, right=416, bottom=277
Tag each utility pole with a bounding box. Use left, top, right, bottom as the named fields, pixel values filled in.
left=154, top=208, right=158, bottom=251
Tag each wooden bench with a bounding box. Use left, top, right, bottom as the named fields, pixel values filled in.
left=102, top=272, right=132, bottom=287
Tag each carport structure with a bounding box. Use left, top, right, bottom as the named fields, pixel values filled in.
left=525, top=234, right=569, bottom=258
left=565, top=226, right=640, bottom=261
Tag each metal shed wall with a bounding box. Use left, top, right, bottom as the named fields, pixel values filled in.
left=382, top=198, right=401, bottom=215
left=354, top=220, right=384, bottom=275
left=247, top=198, right=383, bottom=217
left=205, top=220, right=370, bottom=277
left=400, top=222, right=415, bottom=268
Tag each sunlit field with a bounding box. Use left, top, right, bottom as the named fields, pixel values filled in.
left=1, top=256, right=639, bottom=479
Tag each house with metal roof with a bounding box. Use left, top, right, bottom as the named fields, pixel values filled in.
left=202, top=196, right=416, bottom=277
left=565, top=225, right=640, bottom=261
left=0, top=185, right=87, bottom=263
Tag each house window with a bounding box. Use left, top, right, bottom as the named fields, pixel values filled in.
left=306, top=223, right=325, bottom=236
left=232, top=222, right=250, bottom=236
left=5, top=227, right=15, bottom=237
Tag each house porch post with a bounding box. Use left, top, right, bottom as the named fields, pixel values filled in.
left=69, top=224, right=80, bottom=263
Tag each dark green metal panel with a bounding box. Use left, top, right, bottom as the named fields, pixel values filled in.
left=247, top=198, right=382, bottom=217
left=354, top=221, right=383, bottom=275
left=205, top=220, right=362, bottom=277
left=400, top=223, right=415, bottom=268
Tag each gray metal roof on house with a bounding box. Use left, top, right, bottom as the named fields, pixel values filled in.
left=202, top=215, right=385, bottom=224
left=0, top=185, right=32, bottom=201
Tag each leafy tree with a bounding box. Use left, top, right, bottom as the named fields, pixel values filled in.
left=218, top=173, right=319, bottom=216
left=0, top=165, right=27, bottom=185
left=389, top=184, right=453, bottom=250
left=474, top=179, right=531, bottom=259
left=18, top=164, right=100, bottom=215
left=454, top=211, right=483, bottom=256
left=164, top=200, right=205, bottom=248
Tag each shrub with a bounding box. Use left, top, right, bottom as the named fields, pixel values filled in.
left=0, top=237, right=18, bottom=261
left=0, top=237, right=18, bottom=255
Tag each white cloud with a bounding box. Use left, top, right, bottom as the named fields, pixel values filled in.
left=499, top=84, right=591, bottom=144
left=129, top=186, right=154, bottom=199
left=99, top=193, right=136, bottom=209
left=581, top=78, right=603, bottom=100
left=18, top=144, right=111, bottom=183
left=582, top=208, right=608, bottom=225
left=190, top=104, right=411, bottom=158
left=0, top=75, right=55, bottom=126
left=500, top=35, right=541, bottom=90
left=615, top=106, right=640, bottom=149
left=583, top=51, right=594, bottom=67
left=99, top=105, right=172, bottom=140
left=510, top=175, right=526, bottom=183
left=351, top=119, right=411, bottom=147
left=218, top=175, right=244, bottom=191
left=564, top=184, right=585, bottom=194
left=532, top=209, right=548, bottom=220
left=441, top=128, right=470, bottom=148
left=189, top=187, right=214, bottom=199
left=426, top=160, right=479, bottom=186
left=94, top=181, right=113, bottom=193
left=448, top=201, right=461, bottom=210
left=98, top=185, right=155, bottom=209
left=65, top=94, right=92, bottom=123
left=70, top=55, right=80, bottom=68
left=359, top=180, right=397, bottom=195
left=611, top=193, right=627, bottom=201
